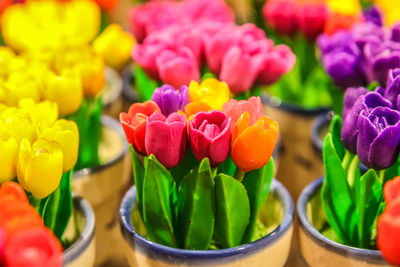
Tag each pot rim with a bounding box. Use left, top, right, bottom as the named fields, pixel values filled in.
left=119, top=179, right=294, bottom=263
left=73, top=115, right=129, bottom=178
left=297, top=177, right=386, bottom=263
left=121, top=63, right=138, bottom=102
left=63, top=195, right=95, bottom=264
left=261, top=92, right=331, bottom=116
left=103, top=66, right=123, bottom=108
left=311, top=112, right=333, bottom=154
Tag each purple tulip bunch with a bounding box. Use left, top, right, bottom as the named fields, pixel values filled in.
left=318, top=7, right=400, bottom=89
left=341, top=69, right=400, bottom=170
left=130, top=0, right=295, bottom=95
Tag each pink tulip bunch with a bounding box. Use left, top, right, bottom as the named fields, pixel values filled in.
left=131, top=0, right=295, bottom=95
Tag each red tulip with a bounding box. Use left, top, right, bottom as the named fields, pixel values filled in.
left=145, top=112, right=187, bottom=169
left=384, top=176, right=400, bottom=204
left=262, top=0, right=297, bottom=36
left=0, top=181, right=29, bottom=204
left=120, top=101, right=161, bottom=155
left=189, top=111, right=231, bottom=166
left=296, top=2, right=327, bottom=40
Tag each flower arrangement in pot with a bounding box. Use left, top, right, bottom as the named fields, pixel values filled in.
left=0, top=100, right=95, bottom=267
left=297, top=68, right=400, bottom=266
left=119, top=78, right=295, bottom=266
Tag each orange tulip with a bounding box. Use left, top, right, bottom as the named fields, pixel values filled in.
left=182, top=102, right=212, bottom=120
left=324, top=12, right=362, bottom=35
left=231, top=112, right=279, bottom=172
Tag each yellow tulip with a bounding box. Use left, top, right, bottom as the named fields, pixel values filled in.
left=375, top=0, right=400, bottom=26
left=1, top=108, right=36, bottom=145
left=3, top=72, right=40, bottom=106
left=0, top=47, right=16, bottom=78
left=17, top=138, right=63, bottom=199
left=93, top=24, right=136, bottom=70
left=43, top=69, right=83, bottom=116
left=326, top=0, right=360, bottom=16
left=77, top=55, right=105, bottom=97
left=39, top=119, right=79, bottom=172
left=18, top=99, right=59, bottom=126
left=188, top=78, right=231, bottom=110
left=0, top=130, right=18, bottom=183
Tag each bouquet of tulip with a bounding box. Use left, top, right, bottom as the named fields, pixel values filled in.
left=120, top=78, right=280, bottom=249
left=129, top=0, right=295, bottom=101
left=0, top=99, right=79, bottom=248
left=262, top=0, right=362, bottom=111
left=0, top=181, right=63, bottom=266
left=320, top=68, right=400, bottom=265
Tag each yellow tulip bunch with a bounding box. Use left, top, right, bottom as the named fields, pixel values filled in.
left=0, top=99, right=79, bottom=199
left=375, top=0, right=400, bottom=26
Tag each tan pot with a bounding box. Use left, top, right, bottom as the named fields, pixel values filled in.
left=73, top=116, right=131, bottom=266
left=120, top=179, right=294, bottom=267
left=103, top=67, right=124, bottom=119
left=64, top=195, right=96, bottom=267
left=297, top=178, right=392, bottom=267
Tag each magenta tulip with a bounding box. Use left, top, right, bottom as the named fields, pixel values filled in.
left=156, top=47, right=200, bottom=89
left=189, top=111, right=231, bottom=166
left=145, top=112, right=187, bottom=169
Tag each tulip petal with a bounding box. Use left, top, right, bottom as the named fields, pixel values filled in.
left=357, top=113, right=379, bottom=168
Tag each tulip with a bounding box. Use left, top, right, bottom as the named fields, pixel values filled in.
left=43, top=69, right=83, bottom=116
left=257, top=44, right=296, bottom=86
left=324, top=13, right=361, bottom=36
left=351, top=22, right=384, bottom=51
left=357, top=106, right=400, bottom=170
left=385, top=68, right=400, bottom=108
left=262, top=0, right=297, bottom=36
left=93, top=24, right=135, bottom=70
left=120, top=101, right=160, bottom=155
left=223, top=96, right=264, bottom=133
left=1, top=108, right=36, bottom=145
left=231, top=112, right=279, bottom=172
left=4, top=227, right=62, bottom=267
left=342, top=87, right=369, bottom=120
left=341, top=91, right=393, bottom=154
left=188, top=111, right=231, bottom=166
left=156, top=47, right=200, bottom=89
left=145, top=113, right=187, bottom=169
left=377, top=198, right=400, bottom=265
left=362, top=6, right=383, bottom=27
left=151, top=85, right=189, bottom=116
left=296, top=2, right=327, bottom=40
left=77, top=55, right=105, bottom=97
left=0, top=228, right=4, bottom=263
left=391, top=24, right=400, bottom=42
left=93, top=0, right=118, bottom=10
left=3, top=72, right=40, bottom=106
left=375, top=0, right=400, bottom=26
left=0, top=182, right=29, bottom=204
left=0, top=47, right=15, bottom=78
left=0, top=133, right=18, bottom=183
left=326, top=0, right=361, bottom=17
left=18, top=99, right=59, bottom=126
left=188, top=78, right=230, bottom=110
left=39, top=119, right=79, bottom=172
left=182, top=0, right=234, bottom=25
left=383, top=176, right=400, bottom=204
left=17, top=138, right=64, bottom=199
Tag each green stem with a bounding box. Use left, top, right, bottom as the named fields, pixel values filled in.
left=378, top=170, right=385, bottom=183
left=341, top=150, right=353, bottom=171
left=234, top=168, right=246, bottom=183
left=30, top=197, right=42, bottom=213
left=346, top=155, right=359, bottom=189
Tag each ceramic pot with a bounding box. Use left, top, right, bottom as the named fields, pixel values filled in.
left=297, top=178, right=391, bottom=267
left=103, top=66, right=124, bottom=118
left=73, top=115, right=131, bottom=266
left=63, top=195, right=96, bottom=267
left=120, top=179, right=294, bottom=267
left=121, top=63, right=138, bottom=113
left=262, top=94, right=330, bottom=201
left=311, top=112, right=332, bottom=156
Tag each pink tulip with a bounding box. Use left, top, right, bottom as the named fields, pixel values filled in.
left=223, top=96, right=264, bottom=133
left=156, top=47, right=200, bottom=89
left=182, top=0, right=234, bottom=25
left=257, top=44, right=296, bottom=85
left=262, top=0, right=297, bottom=36
left=238, top=23, right=268, bottom=46
left=189, top=111, right=231, bottom=166
left=145, top=112, right=187, bottom=169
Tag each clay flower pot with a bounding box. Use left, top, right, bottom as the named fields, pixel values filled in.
left=119, top=179, right=294, bottom=267
left=103, top=66, right=124, bottom=118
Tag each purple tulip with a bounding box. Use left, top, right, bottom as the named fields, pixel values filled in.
left=317, top=32, right=354, bottom=55
left=391, top=24, right=400, bottom=43
left=351, top=22, right=385, bottom=51
left=384, top=69, right=400, bottom=108
left=341, top=91, right=393, bottom=154
left=357, top=107, right=400, bottom=170
left=362, top=6, right=383, bottom=27
left=188, top=111, right=231, bottom=166
left=152, top=85, right=189, bottom=116
left=342, top=87, right=369, bottom=120
left=145, top=112, right=187, bottom=169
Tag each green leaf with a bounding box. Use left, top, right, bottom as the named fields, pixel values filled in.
left=142, top=154, right=176, bottom=247
left=321, top=133, right=357, bottom=245
left=130, top=146, right=145, bottom=216
left=329, top=115, right=345, bottom=161
left=214, top=174, right=250, bottom=248
left=356, top=169, right=382, bottom=248
left=217, top=154, right=236, bottom=177
left=171, top=148, right=198, bottom=186
left=383, top=158, right=400, bottom=183
left=241, top=158, right=274, bottom=243
left=134, top=64, right=158, bottom=102
left=176, top=158, right=215, bottom=249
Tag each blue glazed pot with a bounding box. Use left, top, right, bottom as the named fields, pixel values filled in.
left=64, top=195, right=96, bottom=267
left=297, top=178, right=390, bottom=267
left=120, top=179, right=294, bottom=267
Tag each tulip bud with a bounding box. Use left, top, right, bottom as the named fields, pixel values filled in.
left=231, top=112, right=279, bottom=172
left=93, top=24, right=135, bottom=70
left=43, top=69, right=83, bottom=116
left=18, top=99, right=59, bottom=126
left=0, top=131, right=18, bottom=183
left=188, top=78, right=230, bottom=110
left=145, top=113, right=187, bottom=169
left=378, top=198, right=400, bottom=265
left=17, top=138, right=64, bottom=199
left=0, top=47, right=16, bottom=78
left=1, top=108, right=36, bottom=145
left=3, top=72, right=40, bottom=106
left=39, top=119, right=79, bottom=172
left=151, top=85, right=189, bottom=116
left=77, top=55, right=105, bottom=97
